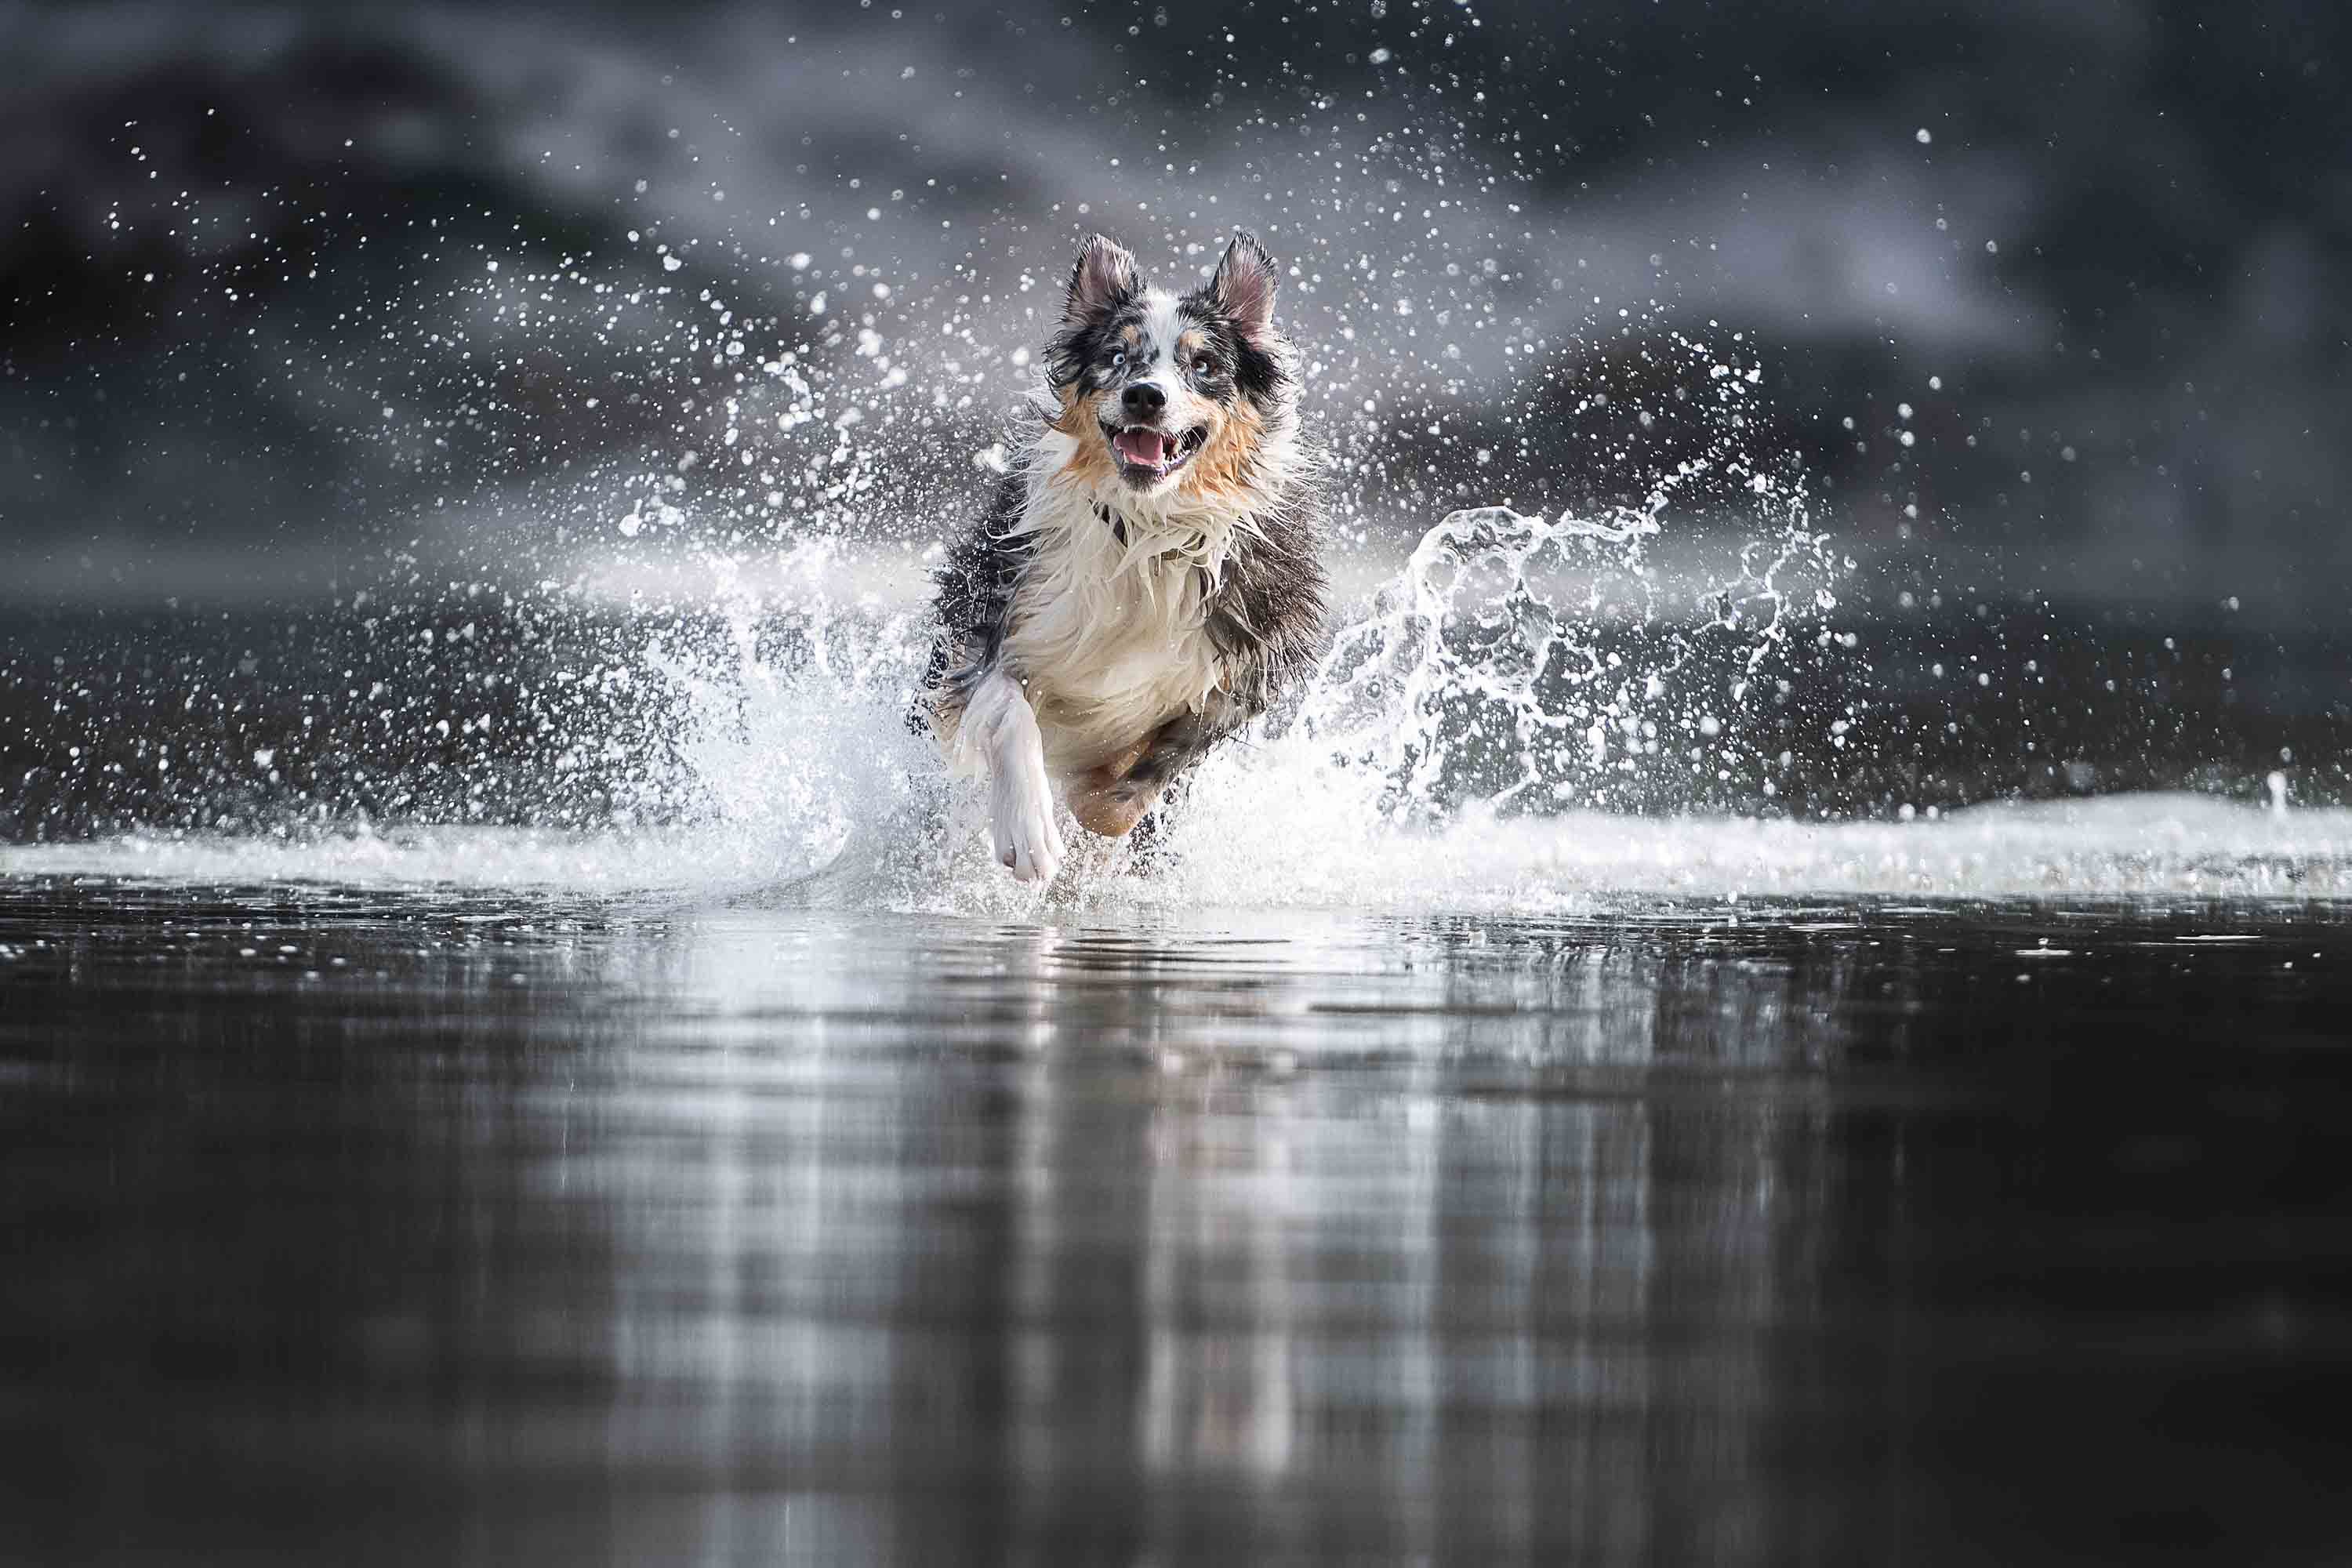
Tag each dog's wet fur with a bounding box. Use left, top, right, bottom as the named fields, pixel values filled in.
left=923, top=232, right=1327, bottom=882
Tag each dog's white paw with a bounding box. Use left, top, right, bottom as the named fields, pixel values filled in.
left=964, top=668, right=1065, bottom=884
left=990, top=757, right=1065, bottom=884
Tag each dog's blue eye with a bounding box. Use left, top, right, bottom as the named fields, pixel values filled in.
left=1193, top=355, right=1215, bottom=376
left=1109, top=348, right=1127, bottom=367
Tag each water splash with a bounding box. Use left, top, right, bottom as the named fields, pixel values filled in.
left=589, top=481, right=2352, bottom=915
left=24, top=466, right=2347, bottom=909
left=1287, top=494, right=1829, bottom=824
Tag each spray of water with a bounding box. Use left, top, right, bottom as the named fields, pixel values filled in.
left=17, top=495, right=2346, bottom=907
left=480, top=442, right=2333, bottom=913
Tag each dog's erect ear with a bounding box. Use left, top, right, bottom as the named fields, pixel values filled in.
left=1209, top=232, right=1279, bottom=342
left=1064, top=234, right=1140, bottom=325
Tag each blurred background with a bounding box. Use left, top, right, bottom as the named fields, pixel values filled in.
left=3, top=0, right=2348, bottom=832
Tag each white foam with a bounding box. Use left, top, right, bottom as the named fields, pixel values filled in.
left=4, top=794, right=2346, bottom=912
left=1137, top=791, right=2352, bottom=909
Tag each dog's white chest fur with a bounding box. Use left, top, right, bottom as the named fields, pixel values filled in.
left=1000, top=456, right=1229, bottom=776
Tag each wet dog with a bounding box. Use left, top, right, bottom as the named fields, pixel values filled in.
left=923, top=232, right=1327, bottom=882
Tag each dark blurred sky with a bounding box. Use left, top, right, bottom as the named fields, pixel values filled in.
left=3, top=0, right=2347, bottom=612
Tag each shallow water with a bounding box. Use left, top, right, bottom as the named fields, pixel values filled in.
left=5, top=877, right=2350, bottom=1564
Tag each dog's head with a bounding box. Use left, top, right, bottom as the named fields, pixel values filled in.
left=1044, top=232, right=1293, bottom=499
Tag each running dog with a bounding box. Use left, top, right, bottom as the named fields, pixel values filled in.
left=923, top=231, right=1327, bottom=882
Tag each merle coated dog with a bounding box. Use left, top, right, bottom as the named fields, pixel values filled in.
left=922, top=232, right=1327, bottom=883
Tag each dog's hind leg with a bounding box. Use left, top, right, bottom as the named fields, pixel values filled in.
left=1064, top=695, right=1244, bottom=840
left=1065, top=738, right=1161, bottom=838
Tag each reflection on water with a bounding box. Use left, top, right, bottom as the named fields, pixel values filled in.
left=4, top=884, right=2350, bottom=1563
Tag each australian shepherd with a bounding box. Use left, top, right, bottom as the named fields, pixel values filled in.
left=922, top=232, right=1327, bottom=882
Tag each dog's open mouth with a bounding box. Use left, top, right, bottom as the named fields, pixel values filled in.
left=1105, top=422, right=1208, bottom=481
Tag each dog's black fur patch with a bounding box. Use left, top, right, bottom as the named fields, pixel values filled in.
left=918, top=468, right=1033, bottom=728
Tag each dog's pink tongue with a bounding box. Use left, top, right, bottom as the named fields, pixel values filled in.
left=1113, top=428, right=1165, bottom=466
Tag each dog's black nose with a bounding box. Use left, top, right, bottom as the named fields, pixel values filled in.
left=1122, top=382, right=1166, bottom=417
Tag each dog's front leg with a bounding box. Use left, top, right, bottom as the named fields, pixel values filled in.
left=958, top=667, right=1065, bottom=883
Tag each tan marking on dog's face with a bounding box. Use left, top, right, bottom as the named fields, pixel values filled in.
left=1051, top=384, right=1122, bottom=485
left=1050, top=380, right=1088, bottom=435
left=1174, top=394, right=1266, bottom=508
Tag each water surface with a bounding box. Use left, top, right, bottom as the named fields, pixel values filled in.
left=5, top=878, right=2348, bottom=1563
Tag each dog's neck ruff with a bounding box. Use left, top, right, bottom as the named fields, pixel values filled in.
left=1019, top=412, right=1298, bottom=586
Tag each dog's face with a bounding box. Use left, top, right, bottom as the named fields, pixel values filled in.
left=1045, top=233, right=1290, bottom=498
